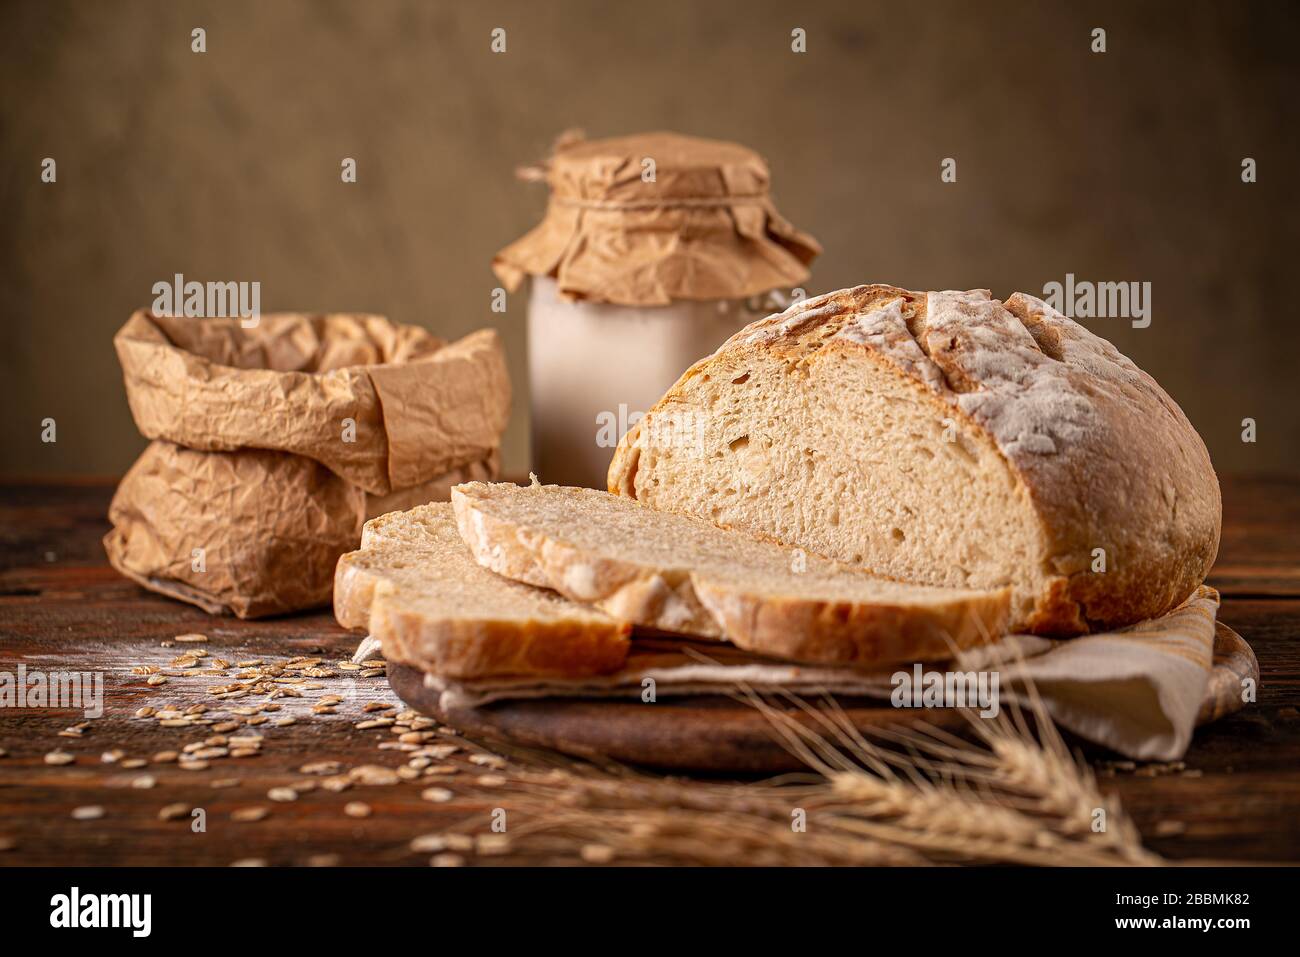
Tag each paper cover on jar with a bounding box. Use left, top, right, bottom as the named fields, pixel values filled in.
left=493, top=131, right=821, bottom=306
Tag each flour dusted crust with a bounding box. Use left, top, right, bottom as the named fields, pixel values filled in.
left=609, top=284, right=1221, bottom=635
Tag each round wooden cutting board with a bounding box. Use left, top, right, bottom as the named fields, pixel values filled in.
left=387, top=664, right=963, bottom=772
left=388, top=623, right=1258, bottom=773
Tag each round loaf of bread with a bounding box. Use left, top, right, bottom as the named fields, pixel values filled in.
left=609, top=284, right=1221, bottom=635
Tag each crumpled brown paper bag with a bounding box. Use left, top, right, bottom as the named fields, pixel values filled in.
left=105, top=311, right=510, bottom=617
left=105, top=442, right=496, bottom=618
left=113, top=311, right=508, bottom=495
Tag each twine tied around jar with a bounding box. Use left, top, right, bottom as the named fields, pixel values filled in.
left=514, top=129, right=769, bottom=210
left=547, top=194, right=769, bottom=211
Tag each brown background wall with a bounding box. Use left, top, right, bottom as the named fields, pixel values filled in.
left=2, top=0, right=1297, bottom=479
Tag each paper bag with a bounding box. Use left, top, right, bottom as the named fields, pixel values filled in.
left=113, top=311, right=509, bottom=495
left=105, top=311, right=510, bottom=617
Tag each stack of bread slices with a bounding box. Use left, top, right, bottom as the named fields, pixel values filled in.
left=334, top=284, right=1220, bottom=683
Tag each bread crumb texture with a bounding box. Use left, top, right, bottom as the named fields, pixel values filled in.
left=609, top=285, right=1220, bottom=635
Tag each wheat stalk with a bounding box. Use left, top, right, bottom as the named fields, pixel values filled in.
left=435, top=658, right=1159, bottom=866
left=728, top=686, right=1157, bottom=866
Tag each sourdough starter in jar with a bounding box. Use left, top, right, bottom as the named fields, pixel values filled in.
left=493, top=131, right=821, bottom=489
left=528, top=276, right=761, bottom=487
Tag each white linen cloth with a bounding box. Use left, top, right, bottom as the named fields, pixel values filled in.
left=394, top=586, right=1243, bottom=762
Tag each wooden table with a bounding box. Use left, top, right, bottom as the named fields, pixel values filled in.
left=1, top=476, right=1298, bottom=865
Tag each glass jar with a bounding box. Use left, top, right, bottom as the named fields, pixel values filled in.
left=495, top=131, right=819, bottom=488
left=526, top=276, right=781, bottom=487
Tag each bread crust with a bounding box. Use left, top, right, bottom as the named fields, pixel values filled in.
left=689, top=577, right=1008, bottom=666
left=333, top=505, right=630, bottom=679
left=452, top=487, right=727, bottom=638
left=610, top=284, right=1221, bottom=635
left=451, top=482, right=1010, bottom=666
left=371, top=599, right=630, bottom=679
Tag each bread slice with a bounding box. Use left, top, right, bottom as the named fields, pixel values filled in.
left=609, top=285, right=1221, bottom=636
left=334, top=503, right=630, bottom=679
left=451, top=481, right=1009, bottom=666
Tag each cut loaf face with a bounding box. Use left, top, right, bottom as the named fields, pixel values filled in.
left=451, top=481, right=1010, bottom=666
left=334, top=503, right=630, bottom=679
left=608, top=285, right=1221, bottom=635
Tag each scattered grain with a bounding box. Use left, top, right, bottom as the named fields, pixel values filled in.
left=476, top=834, right=511, bottom=856
left=581, top=844, right=616, bottom=864
left=158, top=803, right=190, bottom=821
left=410, top=834, right=447, bottom=853
left=300, top=760, right=341, bottom=775
left=349, top=765, right=400, bottom=786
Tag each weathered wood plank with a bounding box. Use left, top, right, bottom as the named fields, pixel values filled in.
left=1, top=476, right=1297, bottom=865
